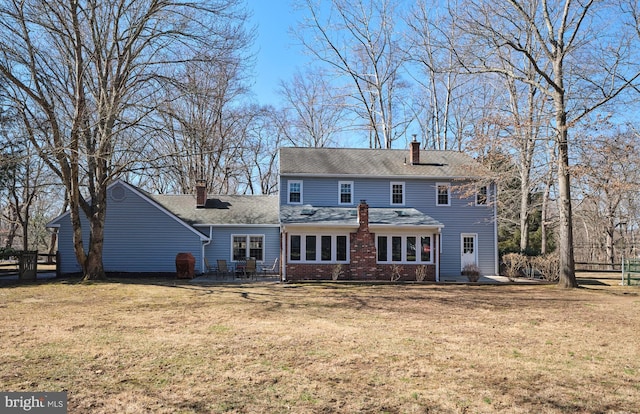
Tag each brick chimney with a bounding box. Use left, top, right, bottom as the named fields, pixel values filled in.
left=195, top=179, right=207, bottom=208
left=357, top=199, right=369, bottom=231
left=410, top=135, right=420, bottom=165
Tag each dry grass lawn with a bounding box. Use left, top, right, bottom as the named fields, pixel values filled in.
left=0, top=276, right=638, bottom=413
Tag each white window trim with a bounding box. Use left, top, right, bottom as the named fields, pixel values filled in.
left=288, top=180, right=303, bottom=204
left=475, top=185, right=488, bottom=206
left=338, top=181, right=354, bottom=205
left=375, top=234, right=434, bottom=264
left=390, top=182, right=405, bottom=206
left=231, top=234, right=265, bottom=263
left=287, top=233, right=350, bottom=263
left=436, top=182, right=451, bottom=206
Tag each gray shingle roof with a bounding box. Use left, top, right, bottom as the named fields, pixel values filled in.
left=151, top=194, right=279, bottom=226
left=280, top=204, right=443, bottom=227
left=279, top=147, right=488, bottom=179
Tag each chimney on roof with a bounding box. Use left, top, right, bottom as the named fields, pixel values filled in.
left=357, top=200, right=369, bottom=231
left=410, top=135, right=420, bottom=165
left=195, top=179, right=207, bottom=208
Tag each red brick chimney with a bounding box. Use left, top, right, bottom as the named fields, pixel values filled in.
left=410, top=135, right=420, bottom=165
left=195, top=179, right=207, bottom=208
left=357, top=200, right=369, bottom=231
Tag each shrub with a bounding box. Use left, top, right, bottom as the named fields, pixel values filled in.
left=502, top=253, right=528, bottom=280
left=415, top=265, right=428, bottom=282
left=530, top=253, right=560, bottom=282
left=461, top=263, right=482, bottom=282
left=390, top=264, right=403, bottom=282
left=331, top=264, right=343, bottom=281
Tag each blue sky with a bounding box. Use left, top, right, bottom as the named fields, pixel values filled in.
left=246, top=0, right=307, bottom=106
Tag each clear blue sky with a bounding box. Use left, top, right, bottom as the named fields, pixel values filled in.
left=246, top=0, right=307, bottom=106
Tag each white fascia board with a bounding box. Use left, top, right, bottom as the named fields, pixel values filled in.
left=193, top=224, right=279, bottom=228
left=369, top=224, right=445, bottom=231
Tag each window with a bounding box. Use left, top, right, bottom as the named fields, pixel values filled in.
left=463, top=236, right=475, bottom=254
left=288, top=180, right=302, bottom=204
left=392, top=236, right=402, bottom=261
left=476, top=185, right=488, bottom=205
left=391, top=182, right=405, bottom=205
left=339, top=181, right=353, bottom=205
left=436, top=183, right=450, bottom=206
left=421, top=236, right=431, bottom=262
left=290, top=235, right=301, bottom=261
left=407, top=236, right=416, bottom=262
left=336, top=236, right=347, bottom=261
left=288, top=234, right=349, bottom=262
left=377, top=234, right=434, bottom=263
left=377, top=236, right=388, bottom=262
left=306, top=235, right=316, bottom=261
left=232, top=235, right=264, bottom=261
left=321, top=236, right=332, bottom=261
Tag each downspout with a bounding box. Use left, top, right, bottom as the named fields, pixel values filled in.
left=436, top=229, right=441, bottom=282
left=281, top=226, right=286, bottom=282
left=201, top=226, right=213, bottom=273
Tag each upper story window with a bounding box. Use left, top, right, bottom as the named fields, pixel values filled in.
left=288, top=180, right=302, bottom=204
left=390, top=182, right=405, bottom=205
left=339, top=181, right=353, bottom=205
left=476, top=185, right=488, bottom=205
left=436, top=183, right=450, bottom=206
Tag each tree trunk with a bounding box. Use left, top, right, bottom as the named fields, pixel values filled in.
left=555, top=108, right=578, bottom=288
left=519, top=191, right=530, bottom=252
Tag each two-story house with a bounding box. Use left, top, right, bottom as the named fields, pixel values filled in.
left=47, top=142, right=497, bottom=281
left=279, top=143, right=497, bottom=281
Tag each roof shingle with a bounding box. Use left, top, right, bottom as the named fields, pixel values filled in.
left=279, top=147, right=488, bottom=179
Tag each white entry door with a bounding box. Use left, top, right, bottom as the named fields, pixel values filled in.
left=460, top=234, right=478, bottom=270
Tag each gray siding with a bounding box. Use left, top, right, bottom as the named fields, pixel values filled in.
left=56, top=184, right=206, bottom=275
left=281, top=176, right=498, bottom=276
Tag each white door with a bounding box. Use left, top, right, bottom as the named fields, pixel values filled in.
left=461, top=234, right=478, bottom=270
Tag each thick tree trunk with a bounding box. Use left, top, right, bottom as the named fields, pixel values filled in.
left=555, top=110, right=578, bottom=288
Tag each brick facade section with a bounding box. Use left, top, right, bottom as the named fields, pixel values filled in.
left=284, top=200, right=437, bottom=282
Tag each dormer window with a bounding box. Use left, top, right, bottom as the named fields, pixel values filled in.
left=288, top=180, right=302, bottom=204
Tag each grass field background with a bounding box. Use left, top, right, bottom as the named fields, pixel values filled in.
left=0, top=277, right=638, bottom=413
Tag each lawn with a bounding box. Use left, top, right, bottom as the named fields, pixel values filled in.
left=0, top=278, right=638, bottom=413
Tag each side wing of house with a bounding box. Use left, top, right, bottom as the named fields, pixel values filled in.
left=48, top=181, right=207, bottom=275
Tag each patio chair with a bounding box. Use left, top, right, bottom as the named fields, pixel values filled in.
left=216, top=259, right=230, bottom=279
left=260, top=258, right=279, bottom=277
left=204, top=257, right=216, bottom=274
left=243, top=257, right=257, bottom=279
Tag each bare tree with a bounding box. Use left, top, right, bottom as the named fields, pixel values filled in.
left=451, top=0, right=640, bottom=288
left=277, top=67, right=349, bottom=148
left=0, top=0, right=251, bottom=280
left=574, top=124, right=640, bottom=268
left=146, top=49, right=254, bottom=196
left=295, top=0, right=412, bottom=148
left=405, top=0, right=480, bottom=151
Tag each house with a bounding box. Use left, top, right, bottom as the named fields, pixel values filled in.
left=278, top=142, right=497, bottom=282
left=48, top=142, right=496, bottom=281
left=47, top=180, right=280, bottom=276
